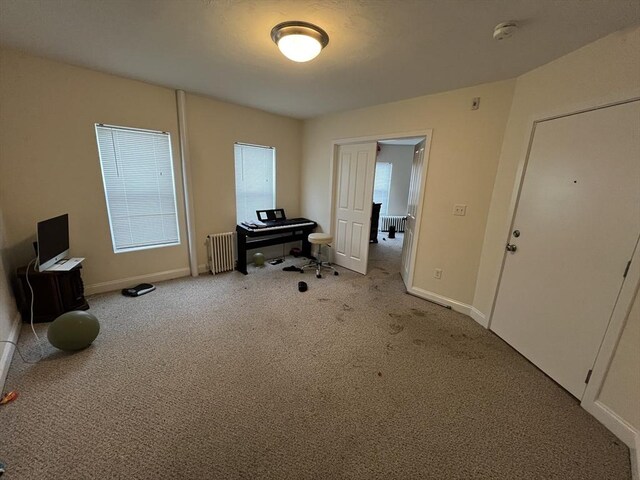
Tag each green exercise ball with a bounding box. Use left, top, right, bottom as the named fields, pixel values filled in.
left=253, top=252, right=265, bottom=266
left=48, top=310, right=100, bottom=351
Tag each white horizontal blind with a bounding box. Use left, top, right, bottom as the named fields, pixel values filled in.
left=234, top=143, right=275, bottom=223
left=95, top=124, right=180, bottom=253
left=373, top=162, right=392, bottom=215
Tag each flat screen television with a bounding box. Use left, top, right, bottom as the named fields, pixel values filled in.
left=37, top=214, right=69, bottom=271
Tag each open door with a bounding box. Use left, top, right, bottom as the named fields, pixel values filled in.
left=401, top=140, right=425, bottom=286
left=333, top=142, right=377, bottom=274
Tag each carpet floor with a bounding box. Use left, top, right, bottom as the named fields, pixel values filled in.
left=0, top=234, right=631, bottom=479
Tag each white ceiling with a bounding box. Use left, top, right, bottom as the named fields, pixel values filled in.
left=1, top=0, right=638, bottom=119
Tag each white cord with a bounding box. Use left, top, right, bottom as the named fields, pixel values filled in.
left=0, top=258, right=44, bottom=364
left=0, top=340, right=39, bottom=364
left=24, top=257, right=44, bottom=360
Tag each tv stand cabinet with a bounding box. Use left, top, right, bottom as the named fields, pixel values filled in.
left=16, top=264, right=89, bottom=323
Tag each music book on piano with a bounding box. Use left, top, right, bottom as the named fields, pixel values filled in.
left=241, top=220, right=267, bottom=229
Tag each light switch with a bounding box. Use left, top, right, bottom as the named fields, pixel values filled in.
left=453, top=204, right=467, bottom=216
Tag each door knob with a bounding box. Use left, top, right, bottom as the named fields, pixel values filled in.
left=506, top=244, right=517, bottom=252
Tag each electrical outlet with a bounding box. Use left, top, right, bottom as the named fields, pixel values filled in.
left=434, top=268, right=442, bottom=279
left=453, top=204, right=467, bottom=216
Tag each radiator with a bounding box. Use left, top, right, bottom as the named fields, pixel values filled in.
left=207, top=232, right=236, bottom=274
left=379, top=215, right=406, bottom=232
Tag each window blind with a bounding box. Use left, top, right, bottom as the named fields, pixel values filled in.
left=373, top=162, right=393, bottom=215
left=234, top=143, right=276, bottom=223
left=95, top=124, right=180, bottom=253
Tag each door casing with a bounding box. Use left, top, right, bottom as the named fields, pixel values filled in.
left=328, top=130, right=432, bottom=291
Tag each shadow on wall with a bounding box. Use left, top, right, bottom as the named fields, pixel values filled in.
left=5, top=234, right=38, bottom=298
left=0, top=205, right=20, bottom=320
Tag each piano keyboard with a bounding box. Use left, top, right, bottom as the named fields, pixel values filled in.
left=235, top=216, right=317, bottom=274
left=242, top=220, right=316, bottom=232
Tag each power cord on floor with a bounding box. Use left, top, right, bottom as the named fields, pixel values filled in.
left=0, top=340, right=40, bottom=364
left=0, top=257, right=44, bottom=364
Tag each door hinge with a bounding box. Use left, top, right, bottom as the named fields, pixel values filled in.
left=585, top=369, right=593, bottom=384
left=623, top=260, right=631, bottom=278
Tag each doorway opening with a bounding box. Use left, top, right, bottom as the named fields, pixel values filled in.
left=329, top=131, right=430, bottom=291
left=369, top=138, right=424, bottom=279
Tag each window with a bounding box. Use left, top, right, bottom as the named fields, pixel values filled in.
left=95, top=124, right=180, bottom=253
left=234, top=143, right=276, bottom=223
left=373, top=162, right=392, bottom=215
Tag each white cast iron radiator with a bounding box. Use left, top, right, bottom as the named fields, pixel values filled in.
left=379, top=215, right=406, bottom=232
left=207, top=233, right=236, bottom=274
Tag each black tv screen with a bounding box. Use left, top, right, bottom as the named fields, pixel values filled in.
left=37, top=214, right=69, bottom=271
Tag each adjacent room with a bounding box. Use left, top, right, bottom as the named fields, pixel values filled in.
left=0, top=1, right=638, bottom=478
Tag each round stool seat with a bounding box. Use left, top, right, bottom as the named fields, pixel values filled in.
left=308, top=233, right=333, bottom=245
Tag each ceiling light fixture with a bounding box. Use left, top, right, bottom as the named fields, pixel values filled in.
left=271, top=21, right=329, bottom=63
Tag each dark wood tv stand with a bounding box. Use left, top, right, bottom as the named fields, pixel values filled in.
left=16, top=264, right=89, bottom=323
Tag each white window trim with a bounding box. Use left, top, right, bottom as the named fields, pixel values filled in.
left=95, top=123, right=181, bottom=254
left=234, top=142, right=276, bottom=224
left=374, top=161, right=393, bottom=216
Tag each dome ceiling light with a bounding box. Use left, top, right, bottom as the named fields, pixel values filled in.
left=270, top=21, right=329, bottom=63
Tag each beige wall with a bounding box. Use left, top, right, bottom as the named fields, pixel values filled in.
left=185, top=93, right=302, bottom=266
left=473, top=26, right=640, bottom=317
left=302, top=79, right=515, bottom=305
left=376, top=144, right=413, bottom=216
left=0, top=48, right=303, bottom=289
left=0, top=48, right=189, bottom=289
left=600, top=287, right=640, bottom=431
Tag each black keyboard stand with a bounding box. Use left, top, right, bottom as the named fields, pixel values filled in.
left=235, top=219, right=317, bottom=275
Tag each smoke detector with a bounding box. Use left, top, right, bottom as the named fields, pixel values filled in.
left=493, top=21, right=518, bottom=41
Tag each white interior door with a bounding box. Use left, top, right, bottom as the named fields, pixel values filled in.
left=401, top=141, right=425, bottom=285
left=333, top=142, right=377, bottom=274
left=491, top=100, right=640, bottom=399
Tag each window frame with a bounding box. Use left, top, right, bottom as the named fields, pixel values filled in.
left=94, top=123, right=181, bottom=254
left=233, top=142, right=277, bottom=224
left=373, top=161, right=393, bottom=216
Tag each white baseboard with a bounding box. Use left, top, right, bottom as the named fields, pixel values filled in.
left=85, top=267, right=192, bottom=296
left=469, top=307, right=489, bottom=328
left=0, top=311, right=22, bottom=391
left=582, top=400, right=637, bottom=446
left=578, top=378, right=640, bottom=479
left=633, top=431, right=640, bottom=480
left=407, top=286, right=471, bottom=315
